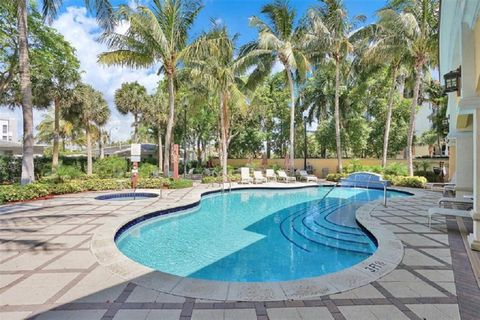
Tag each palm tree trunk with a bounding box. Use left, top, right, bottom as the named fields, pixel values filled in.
left=157, top=130, right=163, bottom=173
left=17, top=0, right=34, bottom=185
left=52, top=97, right=61, bottom=172
left=334, top=57, right=343, bottom=173
left=219, top=93, right=228, bottom=180
left=86, top=125, right=93, bottom=175
left=406, top=63, right=423, bottom=176
left=381, top=66, right=398, bottom=168
left=285, top=65, right=295, bottom=173
left=99, top=129, right=105, bottom=159
left=133, top=113, right=138, bottom=143
left=163, top=72, right=175, bottom=176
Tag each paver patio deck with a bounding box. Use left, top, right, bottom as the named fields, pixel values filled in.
left=0, top=183, right=479, bottom=320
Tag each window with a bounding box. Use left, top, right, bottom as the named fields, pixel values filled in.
left=2, top=136, right=7, bottom=141
left=2, top=125, right=7, bottom=134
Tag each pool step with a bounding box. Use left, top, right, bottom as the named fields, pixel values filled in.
left=279, top=202, right=376, bottom=254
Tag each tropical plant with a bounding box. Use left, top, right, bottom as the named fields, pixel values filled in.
left=99, top=0, right=203, bottom=176
left=239, top=0, right=310, bottom=172
left=143, top=84, right=168, bottom=172
left=354, top=8, right=410, bottom=168
left=66, top=84, right=110, bottom=175
left=381, top=0, right=439, bottom=175
left=186, top=24, right=248, bottom=179
left=35, top=111, right=80, bottom=152
left=306, top=0, right=365, bottom=173
left=114, top=82, right=149, bottom=143
left=10, top=0, right=114, bottom=184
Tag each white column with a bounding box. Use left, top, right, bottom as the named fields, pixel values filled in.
left=468, top=109, right=480, bottom=251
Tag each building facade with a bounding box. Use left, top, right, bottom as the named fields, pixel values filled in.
left=0, top=115, right=17, bottom=142
left=440, top=0, right=480, bottom=250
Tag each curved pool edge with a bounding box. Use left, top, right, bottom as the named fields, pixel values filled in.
left=90, top=183, right=421, bottom=301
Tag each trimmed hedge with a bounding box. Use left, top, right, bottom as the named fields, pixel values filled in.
left=0, top=177, right=192, bottom=204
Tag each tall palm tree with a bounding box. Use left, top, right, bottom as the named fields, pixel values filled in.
left=382, top=0, right=438, bottom=175
left=238, top=0, right=309, bottom=172
left=187, top=24, right=248, bottom=179
left=114, top=82, right=149, bottom=143
left=68, top=84, right=110, bottom=175
left=15, top=0, right=114, bottom=184
left=99, top=0, right=202, bottom=176
left=306, top=0, right=363, bottom=173
left=144, top=87, right=168, bottom=173
left=355, top=10, right=410, bottom=168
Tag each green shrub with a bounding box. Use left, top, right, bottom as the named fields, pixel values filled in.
left=384, top=162, right=408, bottom=176
left=0, top=183, right=52, bottom=203
left=364, top=165, right=384, bottom=174
left=139, top=163, right=158, bottom=178
left=201, top=176, right=218, bottom=184
left=81, top=178, right=130, bottom=191
left=56, top=165, right=85, bottom=180
left=137, top=178, right=167, bottom=189
left=385, top=175, right=427, bottom=188
left=326, top=173, right=347, bottom=182
left=345, top=159, right=364, bottom=173
left=50, top=181, right=86, bottom=194
left=168, top=178, right=193, bottom=189
left=93, top=156, right=128, bottom=178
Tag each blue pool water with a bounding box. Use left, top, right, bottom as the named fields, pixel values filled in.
left=116, top=187, right=408, bottom=282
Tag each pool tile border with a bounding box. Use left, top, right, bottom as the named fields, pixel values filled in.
left=90, top=184, right=423, bottom=301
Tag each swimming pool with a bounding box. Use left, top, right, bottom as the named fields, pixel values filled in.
left=116, top=187, right=409, bottom=282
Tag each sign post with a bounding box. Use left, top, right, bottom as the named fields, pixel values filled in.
left=130, top=144, right=141, bottom=189
left=172, top=144, right=179, bottom=180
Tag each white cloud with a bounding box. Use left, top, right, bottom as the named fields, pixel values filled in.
left=52, top=7, right=161, bottom=141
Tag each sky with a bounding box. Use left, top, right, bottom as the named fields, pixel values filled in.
left=1, top=0, right=388, bottom=142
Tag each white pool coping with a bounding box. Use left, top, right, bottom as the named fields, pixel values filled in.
left=91, top=183, right=424, bottom=301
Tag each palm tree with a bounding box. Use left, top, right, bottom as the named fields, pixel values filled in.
left=36, top=111, right=77, bottom=152
left=144, top=87, right=168, bottom=173
left=238, top=0, right=309, bottom=172
left=15, top=0, right=114, bottom=184
left=187, top=25, right=248, bottom=179
left=381, top=0, right=438, bottom=175
left=99, top=0, right=202, bottom=176
left=355, top=10, right=410, bottom=168
left=306, top=0, right=363, bottom=173
left=114, top=82, right=149, bottom=143
left=68, top=84, right=110, bottom=175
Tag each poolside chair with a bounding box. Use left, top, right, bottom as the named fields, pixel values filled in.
left=240, top=167, right=253, bottom=184
left=438, top=196, right=473, bottom=208
left=427, top=207, right=471, bottom=229
left=277, top=170, right=296, bottom=183
left=297, top=170, right=318, bottom=183
left=253, top=171, right=267, bottom=184
left=266, top=169, right=277, bottom=181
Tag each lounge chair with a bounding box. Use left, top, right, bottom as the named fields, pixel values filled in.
left=266, top=169, right=277, bottom=181
left=427, top=207, right=471, bottom=229
left=297, top=170, right=318, bottom=182
left=438, top=196, right=473, bottom=208
left=278, top=170, right=296, bottom=183
left=426, top=175, right=456, bottom=196
left=253, top=171, right=267, bottom=184
left=240, top=167, right=253, bottom=184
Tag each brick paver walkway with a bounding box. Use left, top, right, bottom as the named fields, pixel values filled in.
left=0, top=185, right=479, bottom=320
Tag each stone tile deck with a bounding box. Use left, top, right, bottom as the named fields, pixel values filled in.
left=0, top=183, right=479, bottom=320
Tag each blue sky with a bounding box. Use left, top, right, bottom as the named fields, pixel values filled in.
left=2, top=0, right=388, bottom=141
left=61, top=0, right=388, bottom=45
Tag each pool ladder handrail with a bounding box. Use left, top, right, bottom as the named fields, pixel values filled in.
left=220, top=174, right=232, bottom=193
